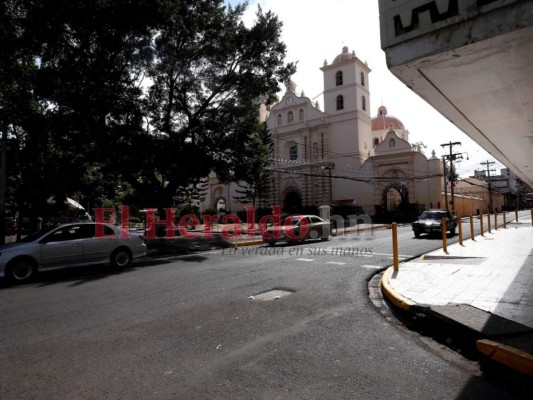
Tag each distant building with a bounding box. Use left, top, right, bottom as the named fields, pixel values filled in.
left=472, top=168, right=531, bottom=209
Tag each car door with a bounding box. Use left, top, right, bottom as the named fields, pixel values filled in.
left=81, top=224, right=117, bottom=263
left=309, top=216, right=323, bottom=238
left=39, top=225, right=86, bottom=268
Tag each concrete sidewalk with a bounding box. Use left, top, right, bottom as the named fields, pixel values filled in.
left=381, top=214, right=533, bottom=378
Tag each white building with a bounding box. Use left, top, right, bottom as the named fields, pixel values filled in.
left=202, top=47, right=443, bottom=217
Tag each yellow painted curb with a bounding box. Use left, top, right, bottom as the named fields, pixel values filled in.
left=477, top=339, right=533, bottom=377
left=380, top=267, right=415, bottom=311
left=229, top=240, right=265, bottom=248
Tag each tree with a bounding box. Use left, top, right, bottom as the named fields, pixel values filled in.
left=173, top=178, right=209, bottom=212
left=412, top=141, right=427, bottom=154
left=1, top=0, right=158, bottom=224
left=121, top=1, right=295, bottom=209
left=232, top=121, right=273, bottom=206
left=1, top=0, right=295, bottom=221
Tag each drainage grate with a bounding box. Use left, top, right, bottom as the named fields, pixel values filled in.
left=249, top=289, right=294, bottom=301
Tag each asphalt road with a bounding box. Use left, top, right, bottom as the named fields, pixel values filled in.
left=0, top=218, right=527, bottom=399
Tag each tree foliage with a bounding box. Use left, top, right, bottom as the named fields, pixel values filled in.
left=0, top=0, right=294, bottom=221
left=232, top=121, right=273, bottom=206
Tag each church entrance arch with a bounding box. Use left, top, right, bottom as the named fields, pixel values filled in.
left=283, top=189, right=302, bottom=214
left=382, top=182, right=408, bottom=212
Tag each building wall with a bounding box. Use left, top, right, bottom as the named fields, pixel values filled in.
left=200, top=47, right=444, bottom=217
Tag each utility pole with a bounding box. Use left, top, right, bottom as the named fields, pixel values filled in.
left=480, top=160, right=496, bottom=212
left=442, top=157, right=448, bottom=210
left=441, top=141, right=462, bottom=211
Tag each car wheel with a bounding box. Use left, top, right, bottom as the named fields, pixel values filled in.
left=111, top=248, right=132, bottom=268
left=414, top=231, right=421, bottom=238
left=320, top=236, right=329, bottom=241
left=7, top=258, right=36, bottom=283
left=267, top=241, right=276, bottom=247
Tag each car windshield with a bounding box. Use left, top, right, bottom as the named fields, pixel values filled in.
left=420, top=212, right=444, bottom=220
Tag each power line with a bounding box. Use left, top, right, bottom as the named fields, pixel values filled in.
left=266, top=166, right=443, bottom=184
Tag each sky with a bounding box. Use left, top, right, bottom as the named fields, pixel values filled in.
left=228, top=0, right=505, bottom=178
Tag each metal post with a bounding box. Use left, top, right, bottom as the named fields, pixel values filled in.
left=487, top=212, right=491, bottom=233
left=442, top=157, right=448, bottom=210
left=442, top=217, right=447, bottom=253
left=515, top=209, right=518, bottom=222
left=458, top=216, right=463, bottom=246
left=494, top=212, right=498, bottom=230
left=470, top=215, right=475, bottom=240
left=503, top=212, right=507, bottom=229
left=392, top=223, right=399, bottom=272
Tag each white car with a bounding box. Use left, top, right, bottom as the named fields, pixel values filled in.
left=0, top=222, right=146, bottom=283
left=261, top=215, right=330, bottom=246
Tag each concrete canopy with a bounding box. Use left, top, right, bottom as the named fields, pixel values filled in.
left=379, top=0, right=533, bottom=187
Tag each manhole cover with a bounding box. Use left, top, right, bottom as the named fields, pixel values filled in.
left=250, top=289, right=294, bottom=301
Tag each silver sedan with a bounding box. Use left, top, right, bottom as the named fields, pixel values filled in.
left=0, top=222, right=146, bottom=283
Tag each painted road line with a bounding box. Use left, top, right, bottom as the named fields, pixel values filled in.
left=361, top=265, right=383, bottom=270
left=296, top=258, right=315, bottom=262
left=326, top=261, right=346, bottom=265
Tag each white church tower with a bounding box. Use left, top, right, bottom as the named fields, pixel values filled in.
left=320, top=46, right=372, bottom=164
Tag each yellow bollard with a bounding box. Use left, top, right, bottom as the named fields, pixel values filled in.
left=487, top=212, right=491, bottom=233
left=470, top=215, right=475, bottom=240
left=503, top=212, right=507, bottom=229
left=442, top=217, right=448, bottom=253
left=494, top=212, right=498, bottom=230
left=480, top=213, right=484, bottom=236
left=458, top=216, right=463, bottom=246
left=392, top=222, right=399, bottom=272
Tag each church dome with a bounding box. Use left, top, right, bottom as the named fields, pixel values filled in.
left=371, top=105, right=405, bottom=131
left=331, top=46, right=356, bottom=65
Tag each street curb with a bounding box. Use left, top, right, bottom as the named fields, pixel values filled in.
left=228, top=239, right=264, bottom=248
left=379, top=266, right=533, bottom=379
left=379, top=266, right=415, bottom=311
left=332, top=223, right=408, bottom=237
left=227, top=224, right=400, bottom=247
left=477, top=339, right=533, bottom=377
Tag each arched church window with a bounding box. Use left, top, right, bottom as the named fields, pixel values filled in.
left=362, top=95, right=366, bottom=111
left=336, top=71, right=343, bottom=86
left=374, top=138, right=379, bottom=147
left=288, top=111, right=294, bottom=123
left=289, top=145, right=298, bottom=160
left=313, top=142, right=319, bottom=159
left=277, top=114, right=282, bottom=125
left=336, top=95, right=344, bottom=110
left=361, top=72, right=365, bottom=86
left=299, top=109, right=304, bottom=121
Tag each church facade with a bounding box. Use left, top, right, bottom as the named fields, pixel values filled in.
left=201, top=47, right=443, bottom=217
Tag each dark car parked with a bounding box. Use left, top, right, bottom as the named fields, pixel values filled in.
left=412, top=209, right=458, bottom=238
